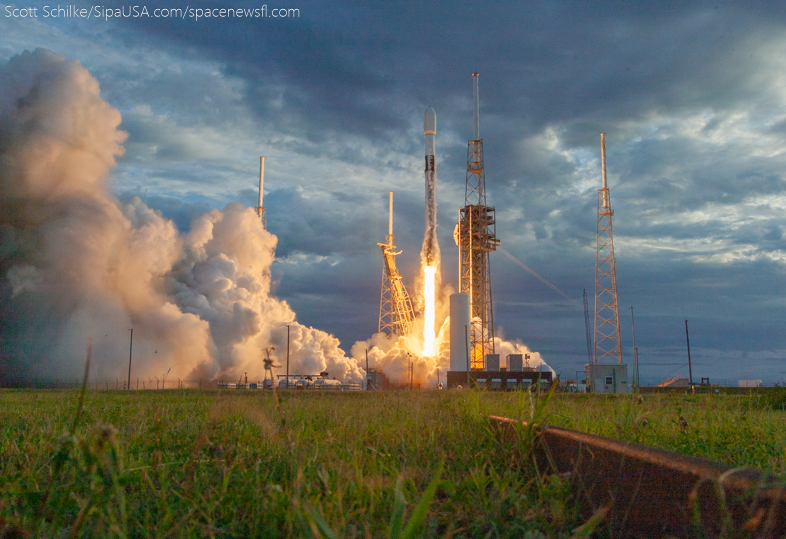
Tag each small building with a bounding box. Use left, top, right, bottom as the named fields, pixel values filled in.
left=485, top=354, right=500, bottom=371
left=586, top=363, right=631, bottom=394
left=508, top=354, right=523, bottom=371
left=738, top=380, right=763, bottom=388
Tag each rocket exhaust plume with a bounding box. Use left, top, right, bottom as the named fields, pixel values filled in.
left=423, top=265, right=436, bottom=356
left=422, top=107, right=439, bottom=356
left=423, top=107, right=438, bottom=267
left=0, top=49, right=363, bottom=385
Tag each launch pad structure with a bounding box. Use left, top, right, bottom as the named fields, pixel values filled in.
left=457, top=73, right=499, bottom=370
left=378, top=191, right=415, bottom=337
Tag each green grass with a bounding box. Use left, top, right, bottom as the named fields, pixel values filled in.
left=0, top=388, right=784, bottom=537
left=475, top=390, right=786, bottom=474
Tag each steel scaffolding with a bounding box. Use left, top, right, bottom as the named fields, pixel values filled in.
left=378, top=192, right=414, bottom=337
left=594, top=133, right=623, bottom=364
left=458, top=74, right=499, bottom=369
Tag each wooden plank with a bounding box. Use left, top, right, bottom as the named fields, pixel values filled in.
left=490, top=415, right=786, bottom=537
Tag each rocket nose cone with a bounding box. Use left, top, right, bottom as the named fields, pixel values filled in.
left=424, top=106, right=436, bottom=135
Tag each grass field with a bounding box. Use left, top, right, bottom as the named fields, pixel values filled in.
left=1, top=388, right=785, bottom=538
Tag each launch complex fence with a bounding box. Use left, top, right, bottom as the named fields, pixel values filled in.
left=1, top=379, right=362, bottom=391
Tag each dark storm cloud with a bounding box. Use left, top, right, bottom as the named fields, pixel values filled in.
left=119, top=0, right=786, bottom=348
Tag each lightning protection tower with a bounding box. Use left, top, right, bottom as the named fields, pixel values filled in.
left=458, top=73, right=499, bottom=369
left=593, top=133, right=623, bottom=364
left=378, top=191, right=415, bottom=337
left=256, top=156, right=267, bottom=229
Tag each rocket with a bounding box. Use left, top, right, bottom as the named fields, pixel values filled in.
left=423, top=107, right=439, bottom=266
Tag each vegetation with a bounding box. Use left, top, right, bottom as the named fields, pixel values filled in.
left=485, top=390, right=786, bottom=474
left=0, top=388, right=784, bottom=538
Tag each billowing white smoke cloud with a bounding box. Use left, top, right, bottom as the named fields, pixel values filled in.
left=351, top=317, right=551, bottom=387
left=0, top=49, right=363, bottom=384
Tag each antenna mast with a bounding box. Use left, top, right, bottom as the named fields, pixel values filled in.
left=594, top=133, right=623, bottom=364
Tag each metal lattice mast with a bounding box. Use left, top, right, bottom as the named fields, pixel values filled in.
left=378, top=191, right=415, bottom=337
left=594, top=133, right=623, bottom=364
left=458, top=73, right=499, bottom=369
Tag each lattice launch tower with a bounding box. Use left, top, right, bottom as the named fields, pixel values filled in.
left=378, top=192, right=415, bottom=337
left=593, top=133, right=623, bottom=364
left=457, top=73, right=499, bottom=369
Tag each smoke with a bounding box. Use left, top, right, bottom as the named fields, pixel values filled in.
left=351, top=317, right=451, bottom=387
left=0, top=49, right=363, bottom=384
left=421, top=106, right=439, bottom=271
left=351, top=316, right=551, bottom=387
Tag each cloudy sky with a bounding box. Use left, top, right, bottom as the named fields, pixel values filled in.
left=3, top=1, right=786, bottom=385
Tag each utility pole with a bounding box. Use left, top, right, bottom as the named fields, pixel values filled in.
left=583, top=289, right=592, bottom=365
left=286, top=325, right=290, bottom=389
left=630, top=306, right=639, bottom=391
left=365, top=348, right=369, bottom=391
left=685, top=320, right=693, bottom=388
left=127, top=328, right=133, bottom=390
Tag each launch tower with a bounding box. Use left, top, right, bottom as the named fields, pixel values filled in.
left=457, top=73, right=499, bottom=369
left=378, top=192, right=415, bottom=337
left=593, top=133, right=623, bottom=364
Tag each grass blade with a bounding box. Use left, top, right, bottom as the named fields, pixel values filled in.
left=400, top=460, right=444, bottom=539
left=388, top=475, right=407, bottom=539
left=306, top=507, right=338, bottom=539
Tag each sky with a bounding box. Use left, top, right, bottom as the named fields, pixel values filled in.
left=2, top=1, right=786, bottom=385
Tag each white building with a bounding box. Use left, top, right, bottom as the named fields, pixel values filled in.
left=586, top=363, right=631, bottom=394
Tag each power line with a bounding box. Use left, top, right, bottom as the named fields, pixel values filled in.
left=497, top=247, right=579, bottom=306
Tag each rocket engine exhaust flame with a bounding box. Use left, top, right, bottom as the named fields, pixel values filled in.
left=423, top=265, right=436, bottom=356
